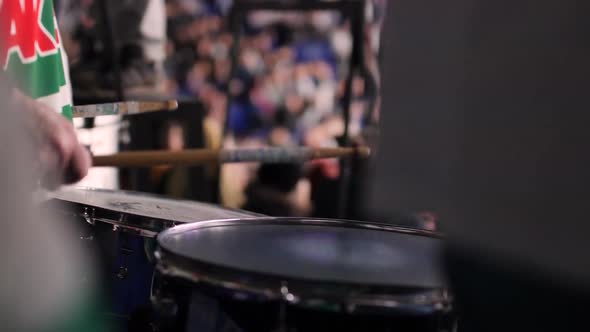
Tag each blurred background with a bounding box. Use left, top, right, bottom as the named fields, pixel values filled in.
left=55, top=0, right=409, bottom=228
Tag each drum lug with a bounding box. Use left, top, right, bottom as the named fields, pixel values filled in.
left=82, top=207, right=95, bottom=225
left=114, top=214, right=128, bottom=232
left=280, top=282, right=297, bottom=303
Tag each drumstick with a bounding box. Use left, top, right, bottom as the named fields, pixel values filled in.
left=92, top=146, right=371, bottom=167
left=72, top=100, right=178, bottom=118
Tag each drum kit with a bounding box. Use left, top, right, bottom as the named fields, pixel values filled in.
left=42, top=100, right=457, bottom=331
left=41, top=187, right=456, bottom=332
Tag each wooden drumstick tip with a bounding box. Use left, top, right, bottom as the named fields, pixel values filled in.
left=167, top=100, right=179, bottom=110
left=356, top=146, right=371, bottom=158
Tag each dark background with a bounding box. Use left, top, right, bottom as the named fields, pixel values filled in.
left=369, top=0, right=590, bottom=287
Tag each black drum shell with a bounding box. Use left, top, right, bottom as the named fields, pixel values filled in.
left=153, top=218, right=456, bottom=332
left=153, top=273, right=455, bottom=332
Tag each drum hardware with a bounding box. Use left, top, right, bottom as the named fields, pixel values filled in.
left=155, top=219, right=449, bottom=310
left=278, top=283, right=289, bottom=332
left=82, top=206, right=96, bottom=225
left=154, top=217, right=455, bottom=332
left=80, top=204, right=168, bottom=237
left=44, top=186, right=263, bottom=329
left=280, top=283, right=297, bottom=303
left=154, top=250, right=280, bottom=301
left=98, top=217, right=168, bottom=237
left=343, top=290, right=452, bottom=314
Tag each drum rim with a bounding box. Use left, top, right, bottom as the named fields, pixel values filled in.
left=155, top=217, right=451, bottom=313
left=45, top=187, right=263, bottom=237
left=158, top=217, right=444, bottom=239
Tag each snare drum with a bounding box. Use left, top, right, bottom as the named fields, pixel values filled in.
left=44, top=187, right=261, bottom=330
left=154, top=218, right=455, bottom=332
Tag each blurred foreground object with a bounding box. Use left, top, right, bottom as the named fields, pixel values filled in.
left=1, top=0, right=91, bottom=187
left=0, top=77, right=101, bottom=331
left=372, top=0, right=590, bottom=331
left=12, top=89, right=91, bottom=189
left=153, top=217, right=454, bottom=331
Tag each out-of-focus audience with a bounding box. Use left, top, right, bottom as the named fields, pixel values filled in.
left=164, top=0, right=385, bottom=215
left=59, top=0, right=166, bottom=93
left=59, top=0, right=386, bottom=218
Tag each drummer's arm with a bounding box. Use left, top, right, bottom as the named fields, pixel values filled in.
left=11, top=89, right=91, bottom=188
left=0, top=74, right=94, bottom=331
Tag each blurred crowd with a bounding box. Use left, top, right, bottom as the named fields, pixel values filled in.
left=165, top=0, right=384, bottom=141
left=162, top=0, right=385, bottom=214
left=57, top=0, right=386, bottom=217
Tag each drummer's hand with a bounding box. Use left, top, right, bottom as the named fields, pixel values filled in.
left=12, top=90, right=91, bottom=188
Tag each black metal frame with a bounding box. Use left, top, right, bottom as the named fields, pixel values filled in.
left=98, top=0, right=125, bottom=102
left=72, top=0, right=125, bottom=128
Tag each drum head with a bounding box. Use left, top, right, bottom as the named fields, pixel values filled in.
left=46, top=187, right=261, bottom=236
left=157, top=218, right=448, bottom=310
